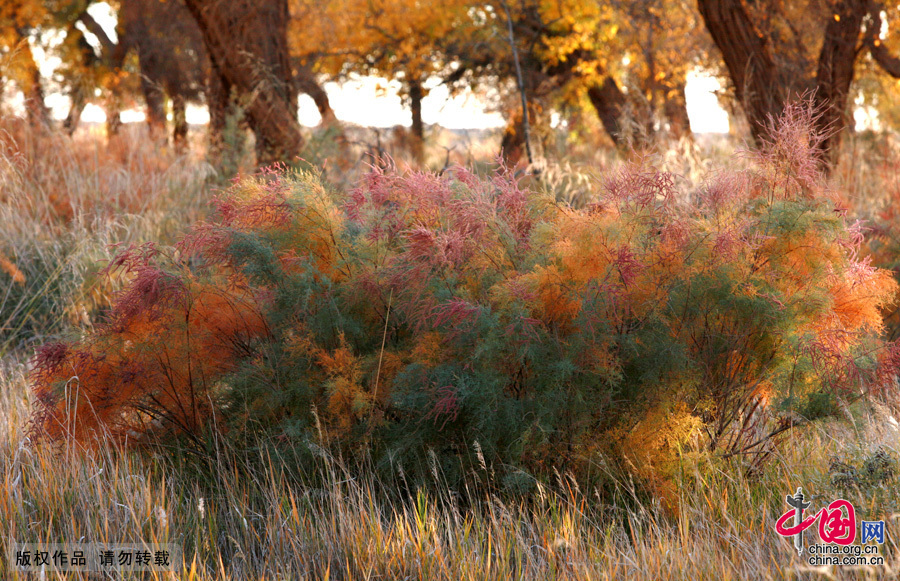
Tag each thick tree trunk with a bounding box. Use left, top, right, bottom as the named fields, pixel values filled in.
left=206, top=70, right=232, bottom=154
left=500, top=110, right=526, bottom=166
left=813, top=0, right=866, bottom=162
left=500, top=102, right=548, bottom=166
left=142, top=77, right=167, bottom=139
left=63, top=31, right=100, bottom=136
left=695, top=0, right=785, bottom=144
left=24, top=55, right=50, bottom=130
left=182, top=0, right=303, bottom=166
left=587, top=79, right=625, bottom=147
left=106, top=107, right=123, bottom=137
left=63, top=97, right=84, bottom=135
left=13, top=34, right=51, bottom=130
left=696, top=0, right=867, bottom=166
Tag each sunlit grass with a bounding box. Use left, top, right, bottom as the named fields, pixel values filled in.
left=3, top=352, right=900, bottom=580
left=0, top=120, right=214, bottom=355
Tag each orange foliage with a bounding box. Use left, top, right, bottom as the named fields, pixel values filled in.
left=0, top=251, right=25, bottom=285
left=30, top=275, right=267, bottom=446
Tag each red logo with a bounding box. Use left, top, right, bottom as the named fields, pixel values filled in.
left=775, top=488, right=856, bottom=554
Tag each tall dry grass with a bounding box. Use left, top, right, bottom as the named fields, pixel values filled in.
left=2, top=353, right=900, bottom=579
left=0, top=119, right=215, bottom=354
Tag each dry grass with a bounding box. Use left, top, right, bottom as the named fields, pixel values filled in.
left=0, top=120, right=214, bottom=354
left=2, top=355, right=900, bottom=580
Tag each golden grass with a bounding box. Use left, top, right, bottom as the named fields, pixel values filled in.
left=2, top=354, right=900, bottom=580
left=0, top=119, right=214, bottom=354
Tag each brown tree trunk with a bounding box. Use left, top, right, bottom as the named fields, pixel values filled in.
left=14, top=33, right=51, bottom=130
left=586, top=77, right=629, bottom=148
left=500, top=109, right=525, bottom=166
left=409, top=78, right=425, bottom=165
left=64, top=30, right=100, bottom=136
left=696, top=0, right=867, bottom=166
left=206, top=70, right=230, bottom=154
left=63, top=97, right=84, bottom=135
left=813, top=0, right=867, bottom=163
left=695, top=0, right=785, bottom=144
left=500, top=102, right=549, bottom=166
left=142, top=78, right=167, bottom=140
left=663, top=82, right=692, bottom=141
left=172, top=93, right=188, bottom=149
left=182, top=0, right=303, bottom=166
left=106, top=107, right=123, bottom=137
left=25, top=55, right=51, bottom=130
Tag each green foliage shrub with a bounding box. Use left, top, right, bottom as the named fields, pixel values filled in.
left=31, top=107, right=900, bottom=499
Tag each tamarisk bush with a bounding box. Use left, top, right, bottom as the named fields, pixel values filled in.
left=30, top=108, right=900, bottom=494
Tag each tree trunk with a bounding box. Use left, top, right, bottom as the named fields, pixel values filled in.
left=295, top=65, right=336, bottom=124
left=14, top=33, right=51, bottom=130
left=695, top=0, right=785, bottom=144
left=813, top=0, right=867, bottom=163
left=142, top=77, right=167, bottom=140
left=500, top=102, right=549, bottom=165
left=206, top=70, right=231, bottom=154
left=409, top=78, right=425, bottom=165
left=106, top=107, right=123, bottom=137
left=696, top=0, right=867, bottom=166
left=24, top=53, right=50, bottom=130
left=172, top=92, right=188, bottom=149
left=500, top=109, right=526, bottom=166
left=663, top=82, right=692, bottom=141
left=63, top=97, right=84, bottom=135
left=586, top=77, right=629, bottom=148
left=182, top=0, right=303, bottom=166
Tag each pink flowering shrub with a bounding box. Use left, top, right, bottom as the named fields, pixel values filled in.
left=30, top=109, right=899, bottom=497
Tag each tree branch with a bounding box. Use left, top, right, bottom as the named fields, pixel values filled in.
left=864, top=0, right=900, bottom=78
left=76, top=10, right=116, bottom=53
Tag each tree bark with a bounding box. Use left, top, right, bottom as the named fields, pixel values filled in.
left=864, top=2, right=900, bottom=78
left=696, top=0, right=871, bottom=166
left=172, top=93, right=188, bottom=149
left=142, top=77, right=167, bottom=139
left=63, top=97, right=84, bottom=135
left=12, top=31, right=52, bottom=130
left=409, top=78, right=425, bottom=165
left=23, top=45, right=51, bottom=130
left=695, top=0, right=785, bottom=144
left=813, top=0, right=867, bottom=162
left=586, top=77, right=632, bottom=148
left=206, top=69, right=233, bottom=155
left=182, top=0, right=303, bottom=166
left=663, top=82, right=692, bottom=141
left=500, top=110, right=526, bottom=166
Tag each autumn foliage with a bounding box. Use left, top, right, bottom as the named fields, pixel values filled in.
left=30, top=108, right=900, bottom=491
